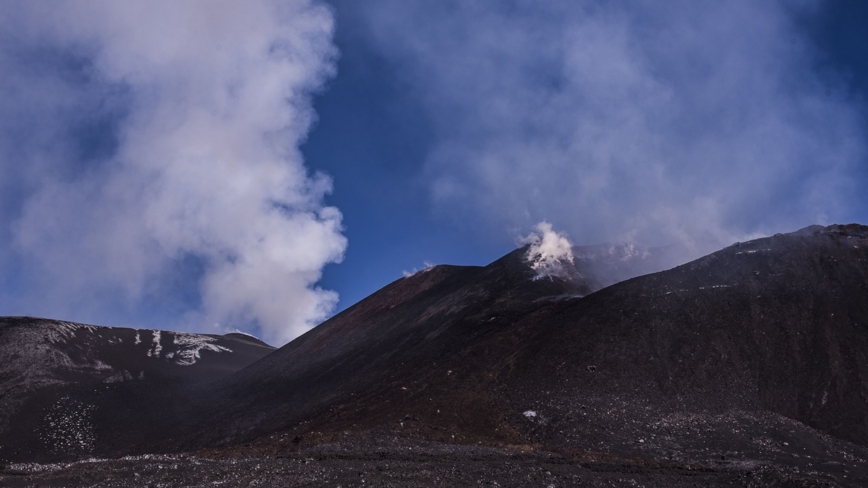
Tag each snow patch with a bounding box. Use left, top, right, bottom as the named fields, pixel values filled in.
left=45, top=321, right=97, bottom=344
left=523, top=410, right=537, bottom=419
left=92, top=359, right=112, bottom=371
left=147, top=330, right=162, bottom=358
left=735, top=248, right=771, bottom=255
left=522, top=222, right=574, bottom=280
left=103, top=370, right=133, bottom=383
left=134, top=330, right=141, bottom=345
left=141, top=329, right=231, bottom=365
left=171, top=333, right=231, bottom=366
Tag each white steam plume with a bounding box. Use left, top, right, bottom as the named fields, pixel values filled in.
left=352, top=0, right=867, bottom=253
left=0, top=1, right=345, bottom=345
left=521, top=222, right=574, bottom=280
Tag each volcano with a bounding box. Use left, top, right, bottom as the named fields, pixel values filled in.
left=2, top=224, right=868, bottom=486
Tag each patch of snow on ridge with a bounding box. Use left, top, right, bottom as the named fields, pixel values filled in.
left=522, top=222, right=574, bottom=280
left=735, top=248, right=771, bottom=255
left=147, top=330, right=162, bottom=358
left=172, top=333, right=231, bottom=366
left=45, top=321, right=97, bottom=344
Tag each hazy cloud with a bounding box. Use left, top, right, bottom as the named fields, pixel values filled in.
left=354, top=0, right=867, bottom=251
left=0, top=1, right=345, bottom=344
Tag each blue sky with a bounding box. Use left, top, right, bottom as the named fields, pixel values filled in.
left=1, top=1, right=867, bottom=344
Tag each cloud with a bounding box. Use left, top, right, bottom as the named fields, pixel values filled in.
left=352, top=0, right=867, bottom=251
left=0, top=0, right=345, bottom=345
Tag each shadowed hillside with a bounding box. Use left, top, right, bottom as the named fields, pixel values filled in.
left=0, top=318, right=274, bottom=462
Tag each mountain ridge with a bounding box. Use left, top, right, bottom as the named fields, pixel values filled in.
left=0, top=317, right=275, bottom=461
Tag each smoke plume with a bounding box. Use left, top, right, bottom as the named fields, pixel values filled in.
left=0, top=1, right=345, bottom=344
left=522, top=222, right=575, bottom=280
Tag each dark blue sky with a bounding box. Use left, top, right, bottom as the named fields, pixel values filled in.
left=306, top=3, right=514, bottom=311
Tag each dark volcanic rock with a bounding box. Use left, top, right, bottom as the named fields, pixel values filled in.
left=201, top=239, right=683, bottom=445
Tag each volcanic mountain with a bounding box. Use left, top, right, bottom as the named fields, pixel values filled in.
left=2, top=224, right=868, bottom=486
left=192, top=225, right=868, bottom=450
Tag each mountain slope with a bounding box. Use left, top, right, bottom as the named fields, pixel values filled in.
left=177, top=225, right=868, bottom=478
left=504, top=224, right=868, bottom=456
left=186, top=240, right=680, bottom=447
left=0, top=318, right=274, bottom=462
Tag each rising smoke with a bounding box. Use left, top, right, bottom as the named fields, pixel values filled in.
left=521, top=222, right=575, bottom=280
left=353, top=0, right=867, bottom=252
left=0, top=1, right=345, bottom=344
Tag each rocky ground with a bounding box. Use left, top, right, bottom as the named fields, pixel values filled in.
left=3, top=431, right=863, bottom=487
